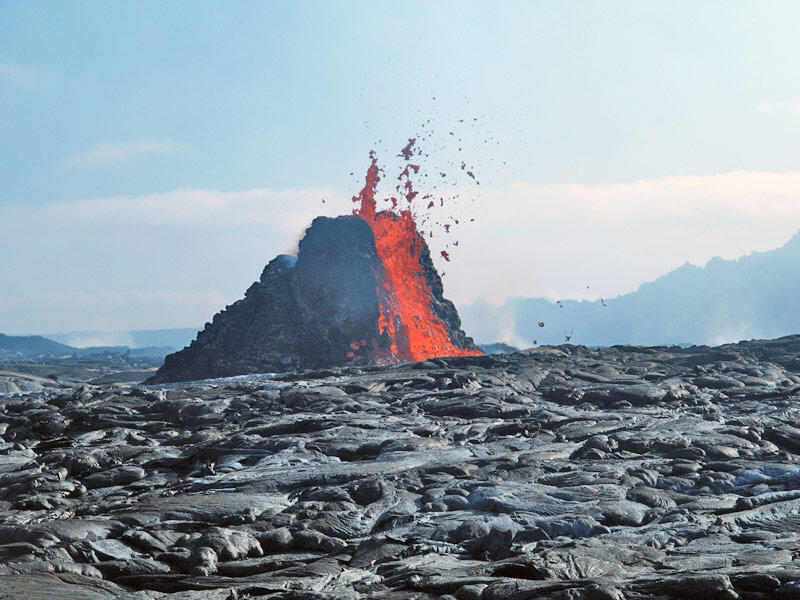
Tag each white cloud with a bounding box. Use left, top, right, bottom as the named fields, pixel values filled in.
left=424, top=171, right=800, bottom=304
left=36, top=186, right=348, bottom=231
left=756, top=100, right=800, bottom=115
left=61, top=139, right=188, bottom=170
left=0, top=290, right=228, bottom=335
left=0, top=62, right=42, bottom=87
left=2, top=171, right=800, bottom=333
left=0, top=186, right=350, bottom=333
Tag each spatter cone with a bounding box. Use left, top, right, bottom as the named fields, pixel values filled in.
left=147, top=214, right=479, bottom=383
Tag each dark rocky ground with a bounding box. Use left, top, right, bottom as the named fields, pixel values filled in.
left=0, top=354, right=162, bottom=394
left=3, top=336, right=800, bottom=599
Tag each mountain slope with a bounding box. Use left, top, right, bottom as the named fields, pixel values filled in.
left=45, top=328, right=199, bottom=350
left=0, top=334, right=75, bottom=359
left=462, top=230, right=800, bottom=347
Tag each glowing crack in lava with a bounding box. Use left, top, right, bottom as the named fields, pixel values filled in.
left=352, top=147, right=483, bottom=362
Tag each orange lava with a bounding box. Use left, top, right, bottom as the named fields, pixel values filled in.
left=353, top=151, right=483, bottom=362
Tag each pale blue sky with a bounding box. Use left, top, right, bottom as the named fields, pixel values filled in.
left=3, top=1, right=800, bottom=334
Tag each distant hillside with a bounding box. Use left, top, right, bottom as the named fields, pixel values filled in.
left=45, top=328, right=199, bottom=350
left=71, top=345, right=177, bottom=359
left=462, top=230, right=800, bottom=347
left=0, top=333, right=179, bottom=361
left=0, top=334, right=75, bottom=359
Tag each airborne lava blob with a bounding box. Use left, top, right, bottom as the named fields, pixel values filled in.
left=352, top=145, right=483, bottom=363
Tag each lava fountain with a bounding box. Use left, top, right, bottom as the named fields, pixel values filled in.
left=352, top=143, right=483, bottom=363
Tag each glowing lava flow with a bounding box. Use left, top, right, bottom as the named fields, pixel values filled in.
left=353, top=150, right=483, bottom=362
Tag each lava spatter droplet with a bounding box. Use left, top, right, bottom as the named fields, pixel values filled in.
left=399, top=138, right=416, bottom=161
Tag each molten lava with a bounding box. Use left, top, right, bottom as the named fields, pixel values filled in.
left=352, top=149, right=483, bottom=362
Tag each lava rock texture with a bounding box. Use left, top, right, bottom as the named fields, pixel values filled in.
left=148, top=215, right=478, bottom=384
left=4, top=336, right=800, bottom=598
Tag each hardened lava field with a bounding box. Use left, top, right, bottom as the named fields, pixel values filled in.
left=3, top=337, right=800, bottom=598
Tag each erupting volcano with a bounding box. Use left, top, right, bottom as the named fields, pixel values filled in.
left=148, top=142, right=481, bottom=384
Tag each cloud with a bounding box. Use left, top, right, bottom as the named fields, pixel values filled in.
left=756, top=100, right=800, bottom=115
left=35, top=186, right=347, bottom=231
left=0, top=62, right=42, bottom=87
left=0, top=186, right=350, bottom=333
left=61, top=139, right=188, bottom=170
left=422, top=171, right=800, bottom=305
left=2, top=171, right=800, bottom=333
left=0, top=290, right=228, bottom=335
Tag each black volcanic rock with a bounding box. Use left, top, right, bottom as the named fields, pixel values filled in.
left=4, top=336, right=800, bottom=598
left=291, top=215, right=386, bottom=368
left=148, top=214, right=478, bottom=383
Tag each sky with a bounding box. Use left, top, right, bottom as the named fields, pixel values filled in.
left=3, top=1, right=800, bottom=334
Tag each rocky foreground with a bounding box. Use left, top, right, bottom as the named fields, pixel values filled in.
left=3, top=338, right=800, bottom=599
